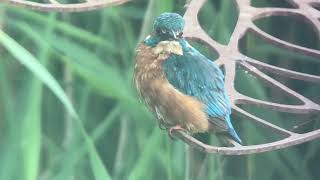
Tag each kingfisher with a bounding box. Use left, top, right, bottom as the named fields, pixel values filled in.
left=134, top=12, right=241, bottom=144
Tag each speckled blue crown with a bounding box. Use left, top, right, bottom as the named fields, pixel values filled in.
left=153, top=13, right=185, bottom=33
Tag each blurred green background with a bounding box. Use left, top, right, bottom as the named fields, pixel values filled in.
left=0, top=0, right=319, bottom=180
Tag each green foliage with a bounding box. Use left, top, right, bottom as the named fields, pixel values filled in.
left=0, top=0, right=319, bottom=180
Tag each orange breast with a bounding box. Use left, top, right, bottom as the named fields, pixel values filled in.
left=134, top=44, right=209, bottom=133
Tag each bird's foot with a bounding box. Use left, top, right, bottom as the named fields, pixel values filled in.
left=168, top=125, right=185, bottom=139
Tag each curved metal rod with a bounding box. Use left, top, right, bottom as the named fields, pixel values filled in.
left=3, top=0, right=130, bottom=12
left=241, top=56, right=320, bottom=83
left=173, top=129, right=320, bottom=155
left=238, top=62, right=319, bottom=106
left=249, top=26, right=320, bottom=58
left=233, top=106, right=294, bottom=136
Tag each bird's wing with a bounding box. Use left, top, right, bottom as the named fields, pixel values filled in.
left=162, top=50, right=231, bottom=131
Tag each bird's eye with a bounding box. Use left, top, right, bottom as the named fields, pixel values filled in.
left=177, top=32, right=183, bottom=38
left=156, top=29, right=168, bottom=36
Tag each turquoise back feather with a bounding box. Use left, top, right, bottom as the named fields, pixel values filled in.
left=162, top=39, right=241, bottom=143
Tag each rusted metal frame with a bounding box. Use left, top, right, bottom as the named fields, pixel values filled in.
left=232, top=106, right=294, bottom=136
left=242, top=56, right=320, bottom=83
left=175, top=0, right=320, bottom=154
left=173, top=128, right=320, bottom=155
left=239, top=61, right=320, bottom=107
left=3, top=0, right=130, bottom=12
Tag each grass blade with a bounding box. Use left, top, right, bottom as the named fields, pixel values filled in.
left=0, top=30, right=77, bottom=119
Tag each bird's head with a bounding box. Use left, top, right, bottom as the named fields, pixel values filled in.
left=153, top=13, right=185, bottom=41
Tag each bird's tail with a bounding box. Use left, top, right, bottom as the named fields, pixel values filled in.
left=216, top=128, right=242, bottom=147
left=227, top=128, right=242, bottom=144
left=217, top=134, right=241, bottom=147
left=225, top=116, right=242, bottom=144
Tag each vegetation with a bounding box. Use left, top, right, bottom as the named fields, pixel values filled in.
left=0, top=0, right=319, bottom=180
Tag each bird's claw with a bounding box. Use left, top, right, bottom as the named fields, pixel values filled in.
left=168, top=125, right=185, bottom=139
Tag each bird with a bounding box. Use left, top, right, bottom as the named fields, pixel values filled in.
left=134, top=12, right=241, bottom=144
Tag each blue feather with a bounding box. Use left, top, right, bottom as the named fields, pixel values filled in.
left=162, top=39, right=241, bottom=143
left=225, top=116, right=242, bottom=143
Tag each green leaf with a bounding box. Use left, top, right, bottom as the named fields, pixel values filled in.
left=0, top=29, right=113, bottom=180
left=127, top=128, right=162, bottom=180
left=46, top=34, right=137, bottom=104
left=0, top=30, right=78, bottom=119
left=7, top=8, right=116, bottom=52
